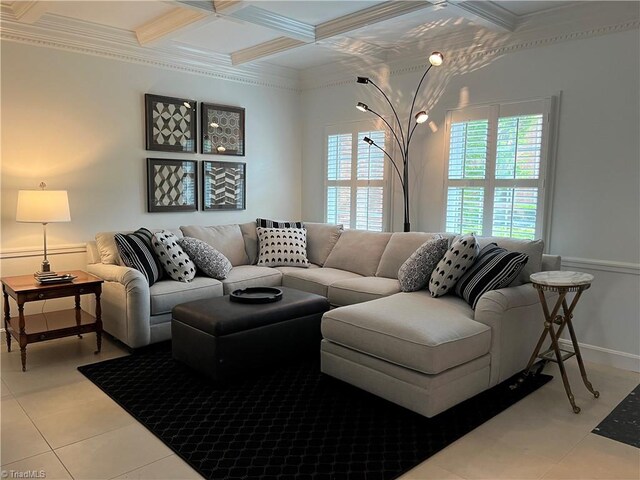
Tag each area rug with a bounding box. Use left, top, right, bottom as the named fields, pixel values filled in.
left=79, top=343, right=551, bottom=480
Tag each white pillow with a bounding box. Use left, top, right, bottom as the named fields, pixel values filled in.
left=152, top=231, right=196, bottom=282
left=256, top=227, right=309, bottom=268
left=429, top=234, right=479, bottom=297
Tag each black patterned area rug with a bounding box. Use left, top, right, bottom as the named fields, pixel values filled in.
left=78, top=343, right=551, bottom=480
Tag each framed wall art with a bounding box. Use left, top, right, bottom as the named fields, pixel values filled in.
left=145, top=94, right=197, bottom=152
left=147, top=158, right=198, bottom=212
left=202, top=161, right=246, bottom=210
left=201, top=103, right=245, bottom=156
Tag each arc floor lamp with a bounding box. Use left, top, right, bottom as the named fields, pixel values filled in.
left=356, top=51, right=444, bottom=232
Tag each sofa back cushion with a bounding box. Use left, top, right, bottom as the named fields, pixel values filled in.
left=476, top=236, right=543, bottom=286
left=304, top=222, right=343, bottom=266
left=323, top=230, right=392, bottom=277
left=95, top=228, right=183, bottom=265
left=376, top=232, right=455, bottom=279
left=180, top=224, right=249, bottom=266
left=239, top=221, right=259, bottom=265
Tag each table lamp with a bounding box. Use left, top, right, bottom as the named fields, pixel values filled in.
left=16, top=182, right=71, bottom=275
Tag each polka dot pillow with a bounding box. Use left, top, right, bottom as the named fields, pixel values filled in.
left=429, top=234, right=478, bottom=297
left=257, top=227, right=309, bottom=268
left=152, top=231, right=196, bottom=282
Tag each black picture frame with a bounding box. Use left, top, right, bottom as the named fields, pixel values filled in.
left=147, top=158, right=198, bottom=212
left=145, top=94, right=197, bottom=152
left=201, top=103, right=245, bottom=156
left=202, top=161, right=246, bottom=211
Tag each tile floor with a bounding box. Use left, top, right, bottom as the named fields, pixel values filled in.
left=1, top=333, right=638, bottom=480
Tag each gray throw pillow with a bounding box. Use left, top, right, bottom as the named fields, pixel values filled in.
left=177, top=237, right=232, bottom=280
left=398, top=237, right=449, bottom=292
left=429, top=234, right=479, bottom=297
left=152, top=231, right=196, bottom=282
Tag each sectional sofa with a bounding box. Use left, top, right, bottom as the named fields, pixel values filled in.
left=86, top=222, right=559, bottom=417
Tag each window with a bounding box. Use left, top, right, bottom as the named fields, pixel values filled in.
left=444, top=98, right=555, bottom=240
left=325, top=124, right=387, bottom=231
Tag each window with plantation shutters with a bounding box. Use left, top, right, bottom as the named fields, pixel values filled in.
left=443, top=98, right=555, bottom=240
left=325, top=124, right=388, bottom=231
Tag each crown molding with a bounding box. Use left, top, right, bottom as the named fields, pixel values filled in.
left=231, top=5, right=315, bottom=42
left=0, top=8, right=300, bottom=91
left=9, top=0, right=48, bottom=24
left=231, top=36, right=306, bottom=66
left=300, top=2, right=640, bottom=91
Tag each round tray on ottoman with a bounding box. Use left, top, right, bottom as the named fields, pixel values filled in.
left=230, top=287, right=283, bottom=304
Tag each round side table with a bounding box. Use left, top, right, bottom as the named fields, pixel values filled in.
left=524, top=271, right=600, bottom=413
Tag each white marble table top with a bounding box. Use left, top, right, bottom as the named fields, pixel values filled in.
left=530, top=271, right=594, bottom=287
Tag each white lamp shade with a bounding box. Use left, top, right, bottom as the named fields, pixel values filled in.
left=16, top=190, right=71, bottom=223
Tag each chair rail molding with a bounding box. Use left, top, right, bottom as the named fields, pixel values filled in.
left=0, top=243, right=87, bottom=260
left=561, top=257, right=640, bottom=276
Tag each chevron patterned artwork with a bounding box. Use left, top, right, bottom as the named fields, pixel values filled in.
left=147, top=158, right=198, bottom=212
left=202, top=161, right=246, bottom=210
left=145, top=94, right=196, bottom=153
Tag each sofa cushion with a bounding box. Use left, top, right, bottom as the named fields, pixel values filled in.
left=239, top=222, right=259, bottom=265
left=304, top=222, right=343, bottom=266
left=376, top=232, right=452, bottom=279
left=152, top=231, right=196, bottom=282
left=177, top=237, right=232, bottom=280
left=321, top=291, right=491, bottom=375
left=455, top=244, right=529, bottom=309
left=256, top=227, right=309, bottom=268
left=323, top=230, right=392, bottom=277
left=429, top=234, right=478, bottom=297
left=150, top=276, right=223, bottom=315
left=328, top=277, right=401, bottom=307
left=282, top=267, right=362, bottom=297
left=476, top=237, right=543, bottom=286
left=221, top=265, right=282, bottom=294
left=180, top=224, right=249, bottom=266
left=398, top=237, right=449, bottom=292
left=114, top=228, right=163, bottom=286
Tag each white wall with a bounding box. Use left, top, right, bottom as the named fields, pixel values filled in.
left=0, top=41, right=301, bottom=313
left=300, top=30, right=640, bottom=369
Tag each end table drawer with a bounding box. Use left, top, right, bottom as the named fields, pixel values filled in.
left=23, top=285, right=96, bottom=302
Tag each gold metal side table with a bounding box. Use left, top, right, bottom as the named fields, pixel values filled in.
left=525, top=271, right=599, bottom=413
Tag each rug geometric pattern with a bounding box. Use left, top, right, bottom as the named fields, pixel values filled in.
left=78, top=344, right=551, bottom=480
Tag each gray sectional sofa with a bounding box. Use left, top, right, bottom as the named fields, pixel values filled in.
left=86, top=221, right=559, bottom=417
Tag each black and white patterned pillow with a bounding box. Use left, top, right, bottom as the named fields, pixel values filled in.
left=177, top=237, right=232, bottom=280
left=398, top=237, right=449, bottom=292
left=114, top=228, right=163, bottom=286
left=256, top=227, right=309, bottom=268
left=455, top=243, right=529, bottom=309
left=152, top=231, right=196, bottom=282
left=256, top=218, right=304, bottom=229
left=429, top=234, right=478, bottom=297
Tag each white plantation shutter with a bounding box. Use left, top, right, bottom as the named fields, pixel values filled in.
left=444, top=99, right=554, bottom=239
left=325, top=124, right=388, bottom=231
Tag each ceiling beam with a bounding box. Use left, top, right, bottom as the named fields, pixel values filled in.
left=213, top=0, right=247, bottom=16
left=173, top=1, right=216, bottom=14
left=446, top=1, right=517, bottom=31
left=135, top=7, right=211, bottom=46
left=231, top=37, right=306, bottom=66
left=231, top=6, right=315, bottom=43
left=10, top=1, right=49, bottom=24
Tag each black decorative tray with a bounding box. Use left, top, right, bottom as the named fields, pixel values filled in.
left=230, top=287, right=283, bottom=304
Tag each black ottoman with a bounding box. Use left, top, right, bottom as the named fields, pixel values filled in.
left=172, top=287, right=330, bottom=381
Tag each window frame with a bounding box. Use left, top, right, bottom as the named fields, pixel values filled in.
left=442, top=97, right=558, bottom=242
left=323, top=120, right=391, bottom=231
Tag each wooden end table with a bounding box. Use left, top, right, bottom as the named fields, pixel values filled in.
left=525, top=271, right=599, bottom=413
left=1, top=270, right=103, bottom=372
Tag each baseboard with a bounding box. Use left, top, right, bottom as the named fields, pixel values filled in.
left=559, top=338, right=640, bottom=373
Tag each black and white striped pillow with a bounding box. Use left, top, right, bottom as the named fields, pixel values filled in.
left=455, top=243, right=528, bottom=309
left=256, top=218, right=304, bottom=229
left=114, top=228, right=163, bottom=286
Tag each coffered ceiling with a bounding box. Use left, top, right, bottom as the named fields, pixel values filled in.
left=2, top=0, right=580, bottom=70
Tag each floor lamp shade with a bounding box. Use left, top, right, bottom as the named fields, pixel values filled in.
left=16, top=189, right=71, bottom=273
left=16, top=190, right=71, bottom=223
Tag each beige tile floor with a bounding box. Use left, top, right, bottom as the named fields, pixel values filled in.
left=1, top=333, right=638, bottom=480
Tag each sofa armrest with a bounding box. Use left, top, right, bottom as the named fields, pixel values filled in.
left=474, top=283, right=552, bottom=386
left=86, top=263, right=151, bottom=348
